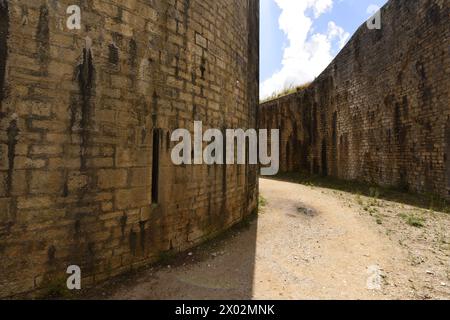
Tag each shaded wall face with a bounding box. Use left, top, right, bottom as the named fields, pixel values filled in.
left=260, top=0, right=450, bottom=198
left=0, top=0, right=259, bottom=297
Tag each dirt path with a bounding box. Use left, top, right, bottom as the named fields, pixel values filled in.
left=93, top=178, right=449, bottom=300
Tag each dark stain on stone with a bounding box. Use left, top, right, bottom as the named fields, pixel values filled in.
left=0, top=0, right=9, bottom=108
left=152, top=91, right=159, bottom=124
left=87, top=242, right=95, bottom=256
left=166, top=131, right=171, bottom=150
left=129, top=230, right=137, bottom=256
left=36, top=4, right=50, bottom=74
left=6, top=119, right=19, bottom=196
left=371, top=29, right=383, bottom=44
left=339, top=133, right=349, bottom=174
left=446, top=119, right=450, bottom=189
left=384, top=94, right=395, bottom=108
left=120, top=214, right=127, bottom=238
left=136, top=98, right=150, bottom=145
left=285, top=141, right=290, bottom=170
left=76, top=47, right=95, bottom=170
left=74, top=219, right=81, bottom=240
left=393, top=101, right=407, bottom=149
left=331, top=111, right=338, bottom=175
left=402, top=95, right=409, bottom=115
left=426, top=2, right=441, bottom=25
left=200, top=56, right=206, bottom=79
left=397, top=71, right=403, bottom=84
left=47, top=245, right=56, bottom=264
left=139, top=221, right=146, bottom=252
left=311, top=103, right=318, bottom=145
left=175, top=54, right=180, bottom=77
left=108, top=43, right=119, bottom=65
left=421, top=86, right=432, bottom=108
left=69, top=95, right=78, bottom=132
left=415, top=61, right=426, bottom=81
left=398, top=167, right=409, bottom=192
left=183, top=0, right=191, bottom=47
left=86, top=242, right=95, bottom=271
left=129, top=39, right=138, bottom=88
left=62, top=178, right=69, bottom=198
left=321, top=139, right=328, bottom=176
left=129, top=39, right=137, bottom=68
left=192, top=104, right=197, bottom=119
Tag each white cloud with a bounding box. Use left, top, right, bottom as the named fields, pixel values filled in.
left=260, top=0, right=350, bottom=99
left=310, top=0, right=334, bottom=17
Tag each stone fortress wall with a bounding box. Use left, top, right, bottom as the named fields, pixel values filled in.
left=0, top=0, right=259, bottom=297
left=260, top=0, right=449, bottom=199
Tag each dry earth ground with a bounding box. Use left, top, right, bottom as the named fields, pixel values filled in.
left=86, top=178, right=450, bottom=300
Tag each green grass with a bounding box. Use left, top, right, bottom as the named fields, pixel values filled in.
left=158, top=250, right=177, bottom=264
left=267, top=172, right=450, bottom=215
left=260, top=82, right=311, bottom=103
left=258, top=195, right=267, bottom=209
left=403, top=215, right=426, bottom=228
left=39, top=277, right=74, bottom=300
left=356, top=194, right=364, bottom=205
left=406, top=216, right=426, bottom=228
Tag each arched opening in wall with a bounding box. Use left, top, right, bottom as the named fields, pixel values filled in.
left=0, top=1, right=8, bottom=106
left=152, top=129, right=161, bottom=204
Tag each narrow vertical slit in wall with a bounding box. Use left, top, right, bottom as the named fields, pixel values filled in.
left=151, top=129, right=160, bottom=204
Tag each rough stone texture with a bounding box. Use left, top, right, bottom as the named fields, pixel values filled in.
left=260, top=0, right=449, bottom=198
left=0, top=0, right=259, bottom=297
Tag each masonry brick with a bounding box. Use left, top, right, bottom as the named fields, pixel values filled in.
left=0, top=0, right=259, bottom=297
left=97, top=169, right=128, bottom=190
left=259, top=0, right=449, bottom=199
left=30, top=170, right=64, bottom=194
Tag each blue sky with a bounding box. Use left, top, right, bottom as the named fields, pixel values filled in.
left=260, top=0, right=388, bottom=99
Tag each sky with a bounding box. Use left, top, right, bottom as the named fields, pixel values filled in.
left=260, top=0, right=389, bottom=99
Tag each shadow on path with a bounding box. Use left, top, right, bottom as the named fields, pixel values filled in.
left=266, top=172, right=450, bottom=214
left=84, top=216, right=258, bottom=300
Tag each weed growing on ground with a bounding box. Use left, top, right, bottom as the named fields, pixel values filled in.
left=258, top=195, right=267, bottom=209
left=399, top=214, right=426, bottom=228
left=270, top=172, right=450, bottom=214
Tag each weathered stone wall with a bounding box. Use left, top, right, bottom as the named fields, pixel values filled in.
left=0, top=0, right=259, bottom=297
left=260, top=0, right=449, bottom=198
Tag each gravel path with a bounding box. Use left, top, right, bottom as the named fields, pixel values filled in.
left=91, top=178, right=449, bottom=300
